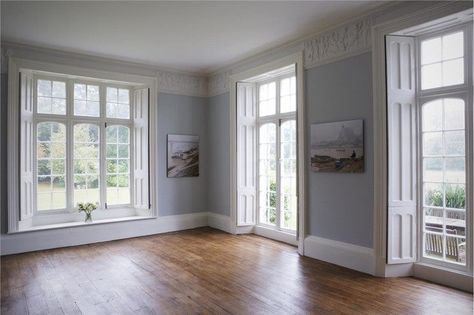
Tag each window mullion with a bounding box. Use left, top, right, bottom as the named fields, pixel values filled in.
left=276, top=80, right=282, bottom=229
left=276, top=119, right=282, bottom=230
left=100, top=84, right=107, bottom=209
left=67, top=79, right=74, bottom=212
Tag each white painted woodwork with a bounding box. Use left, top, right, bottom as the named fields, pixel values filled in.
left=236, top=82, right=257, bottom=226
left=133, top=88, right=150, bottom=209
left=386, top=35, right=418, bottom=264
left=19, top=71, right=35, bottom=221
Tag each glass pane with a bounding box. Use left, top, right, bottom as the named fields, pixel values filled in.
left=445, top=158, right=465, bottom=183
left=106, top=87, right=130, bottom=119
left=280, top=120, right=297, bottom=231
left=36, top=122, right=66, bottom=210
left=421, top=37, right=442, bottom=65
left=87, top=85, right=100, bottom=101
left=280, top=77, right=296, bottom=113
left=37, top=80, right=66, bottom=115
left=421, top=63, right=442, bottom=90
left=446, top=236, right=465, bottom=264
left=106, top=125, right=130, bottom=205
left=444, top=131, right=464, bottom=156
left=52, top=81, right=66, bottom=98
left=37, top=97, right=52, bottom=114
left=259, top=82, right=276, bottom=117
left=423, top=158, right=443, bottom=183
left=422, top=132, right=442, bottom=156
left=52, top=98, right=66, bottom=115
left=424, top=208, right=443, bottom=232
left=73, top=124, right=100, bottom=205
left=445, top=184, right=465, bottom=209
left=442, top=32, right=463, bottom=60
left=118, top=89, right=129, bottom=104
left=424, top=232, right=443, bottom=260
left=37, top=80, right=52, bottom=97
left=74, top=84, right=100, bottom=117
left=422, top=100, right=442, bottom=132
left=446, top=210, right=465, bottom=237
left=442, top=58, right=464, bottom=86
left=423, top=183, right=443, bottom=207
left=74, top=84, right=87, bottom=100
left=444, top=99, right=464, bottom=130
left=258, top=123, right=276, bottom=225
left=107, top=87, right=118, bottom=102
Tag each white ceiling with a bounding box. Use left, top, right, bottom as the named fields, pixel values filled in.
left=1, top=1, right=384, bottom=74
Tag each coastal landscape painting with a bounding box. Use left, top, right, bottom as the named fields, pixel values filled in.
left=167, top=134, right=199, bottom=177
left=311, top=119, right=364, bottom=173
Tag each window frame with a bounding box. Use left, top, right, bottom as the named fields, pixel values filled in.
left=32, top=74, right=135, bottom=215
left=256, top=73, right=297, bottom=234
left=415, top=22, right=473, bottom=273
left=416, top=24, right=471, bottom=97
left=7, top=57, right=157, bottom=233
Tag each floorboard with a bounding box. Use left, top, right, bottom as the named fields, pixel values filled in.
left=1, top=227, right=472, bottom=315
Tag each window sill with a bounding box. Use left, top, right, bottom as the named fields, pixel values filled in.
left=254, top=224, right=297, bottom=246
left=414, top=262, right=473, bottom=292
left=13, top=215, right=156, bottom=234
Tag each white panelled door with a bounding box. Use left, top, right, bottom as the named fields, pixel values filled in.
left=386, top=35, right=418, bottom=264
left=236, top=82, right=257, bottom=226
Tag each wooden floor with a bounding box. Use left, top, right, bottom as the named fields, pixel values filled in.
left=1, top=228, right=472, bottom=315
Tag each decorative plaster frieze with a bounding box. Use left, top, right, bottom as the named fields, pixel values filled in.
left=208, top=71, right=231, bottom=97
left=304, top=17, right=373, bottom=69
left=208, top=17, right=374, bottom=95
left=157, top=70, right=208, bottom=97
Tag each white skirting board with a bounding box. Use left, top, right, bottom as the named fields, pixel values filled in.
left=303, top=235, right=375, bottom=275
left=207, top=212, right=233, bottom=234
left=1, top=212, right=209, bottom=255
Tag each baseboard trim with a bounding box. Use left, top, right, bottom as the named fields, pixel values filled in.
left=304, top=235, right=375, bottom=275
left=207, top=212, right=232, bottom=234
left=1, top=212, right=209, bottom=255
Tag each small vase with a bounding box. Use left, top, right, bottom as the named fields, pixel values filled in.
left=85, top=213, right=92, bottom=223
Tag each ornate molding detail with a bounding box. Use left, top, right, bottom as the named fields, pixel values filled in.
left=208, top=71, right=231, bottom=97
left=157, top=70, right=208, bottom=97
left=304, top=17, right=373, bottom=69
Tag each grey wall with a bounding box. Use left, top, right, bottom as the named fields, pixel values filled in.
left=207, top=93, right=230, bottom=216
left=305, top=52, right=374, bottom=248
left=157, top=93, right=209, bottom=216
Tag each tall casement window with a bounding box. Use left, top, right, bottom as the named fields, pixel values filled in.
left=419, top=30, right=470, bottom=266
left=257, top=76, right=297, bottom=231
left=234, top=64, right=299, bottom=239
left=12, top=68, right=150, bottom=231
left=386, top=23, right=472, bottom=272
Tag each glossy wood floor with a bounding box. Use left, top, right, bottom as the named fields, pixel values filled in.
left=1, top=228, right=472, bottom=315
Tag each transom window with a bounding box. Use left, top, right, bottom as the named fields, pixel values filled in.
left=34, top=75, right=135, bottom=212
left=420, top=31, right=464, bottom=90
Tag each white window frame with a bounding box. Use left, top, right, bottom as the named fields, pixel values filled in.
left=7, top=57, right=158, bottom=233
left=415, top=23, right=473, bottom=273
left=229, top=52, right=306, bottom=253
left=256, top=74, right=297, bottom=234
left=32, top=74, right=135, bottom=215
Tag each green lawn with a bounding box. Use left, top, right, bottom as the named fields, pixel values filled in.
left=37, top=183, right=130, bottom=210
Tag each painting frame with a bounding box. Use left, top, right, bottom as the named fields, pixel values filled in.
left=310, top=119, right=364, bottom=173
